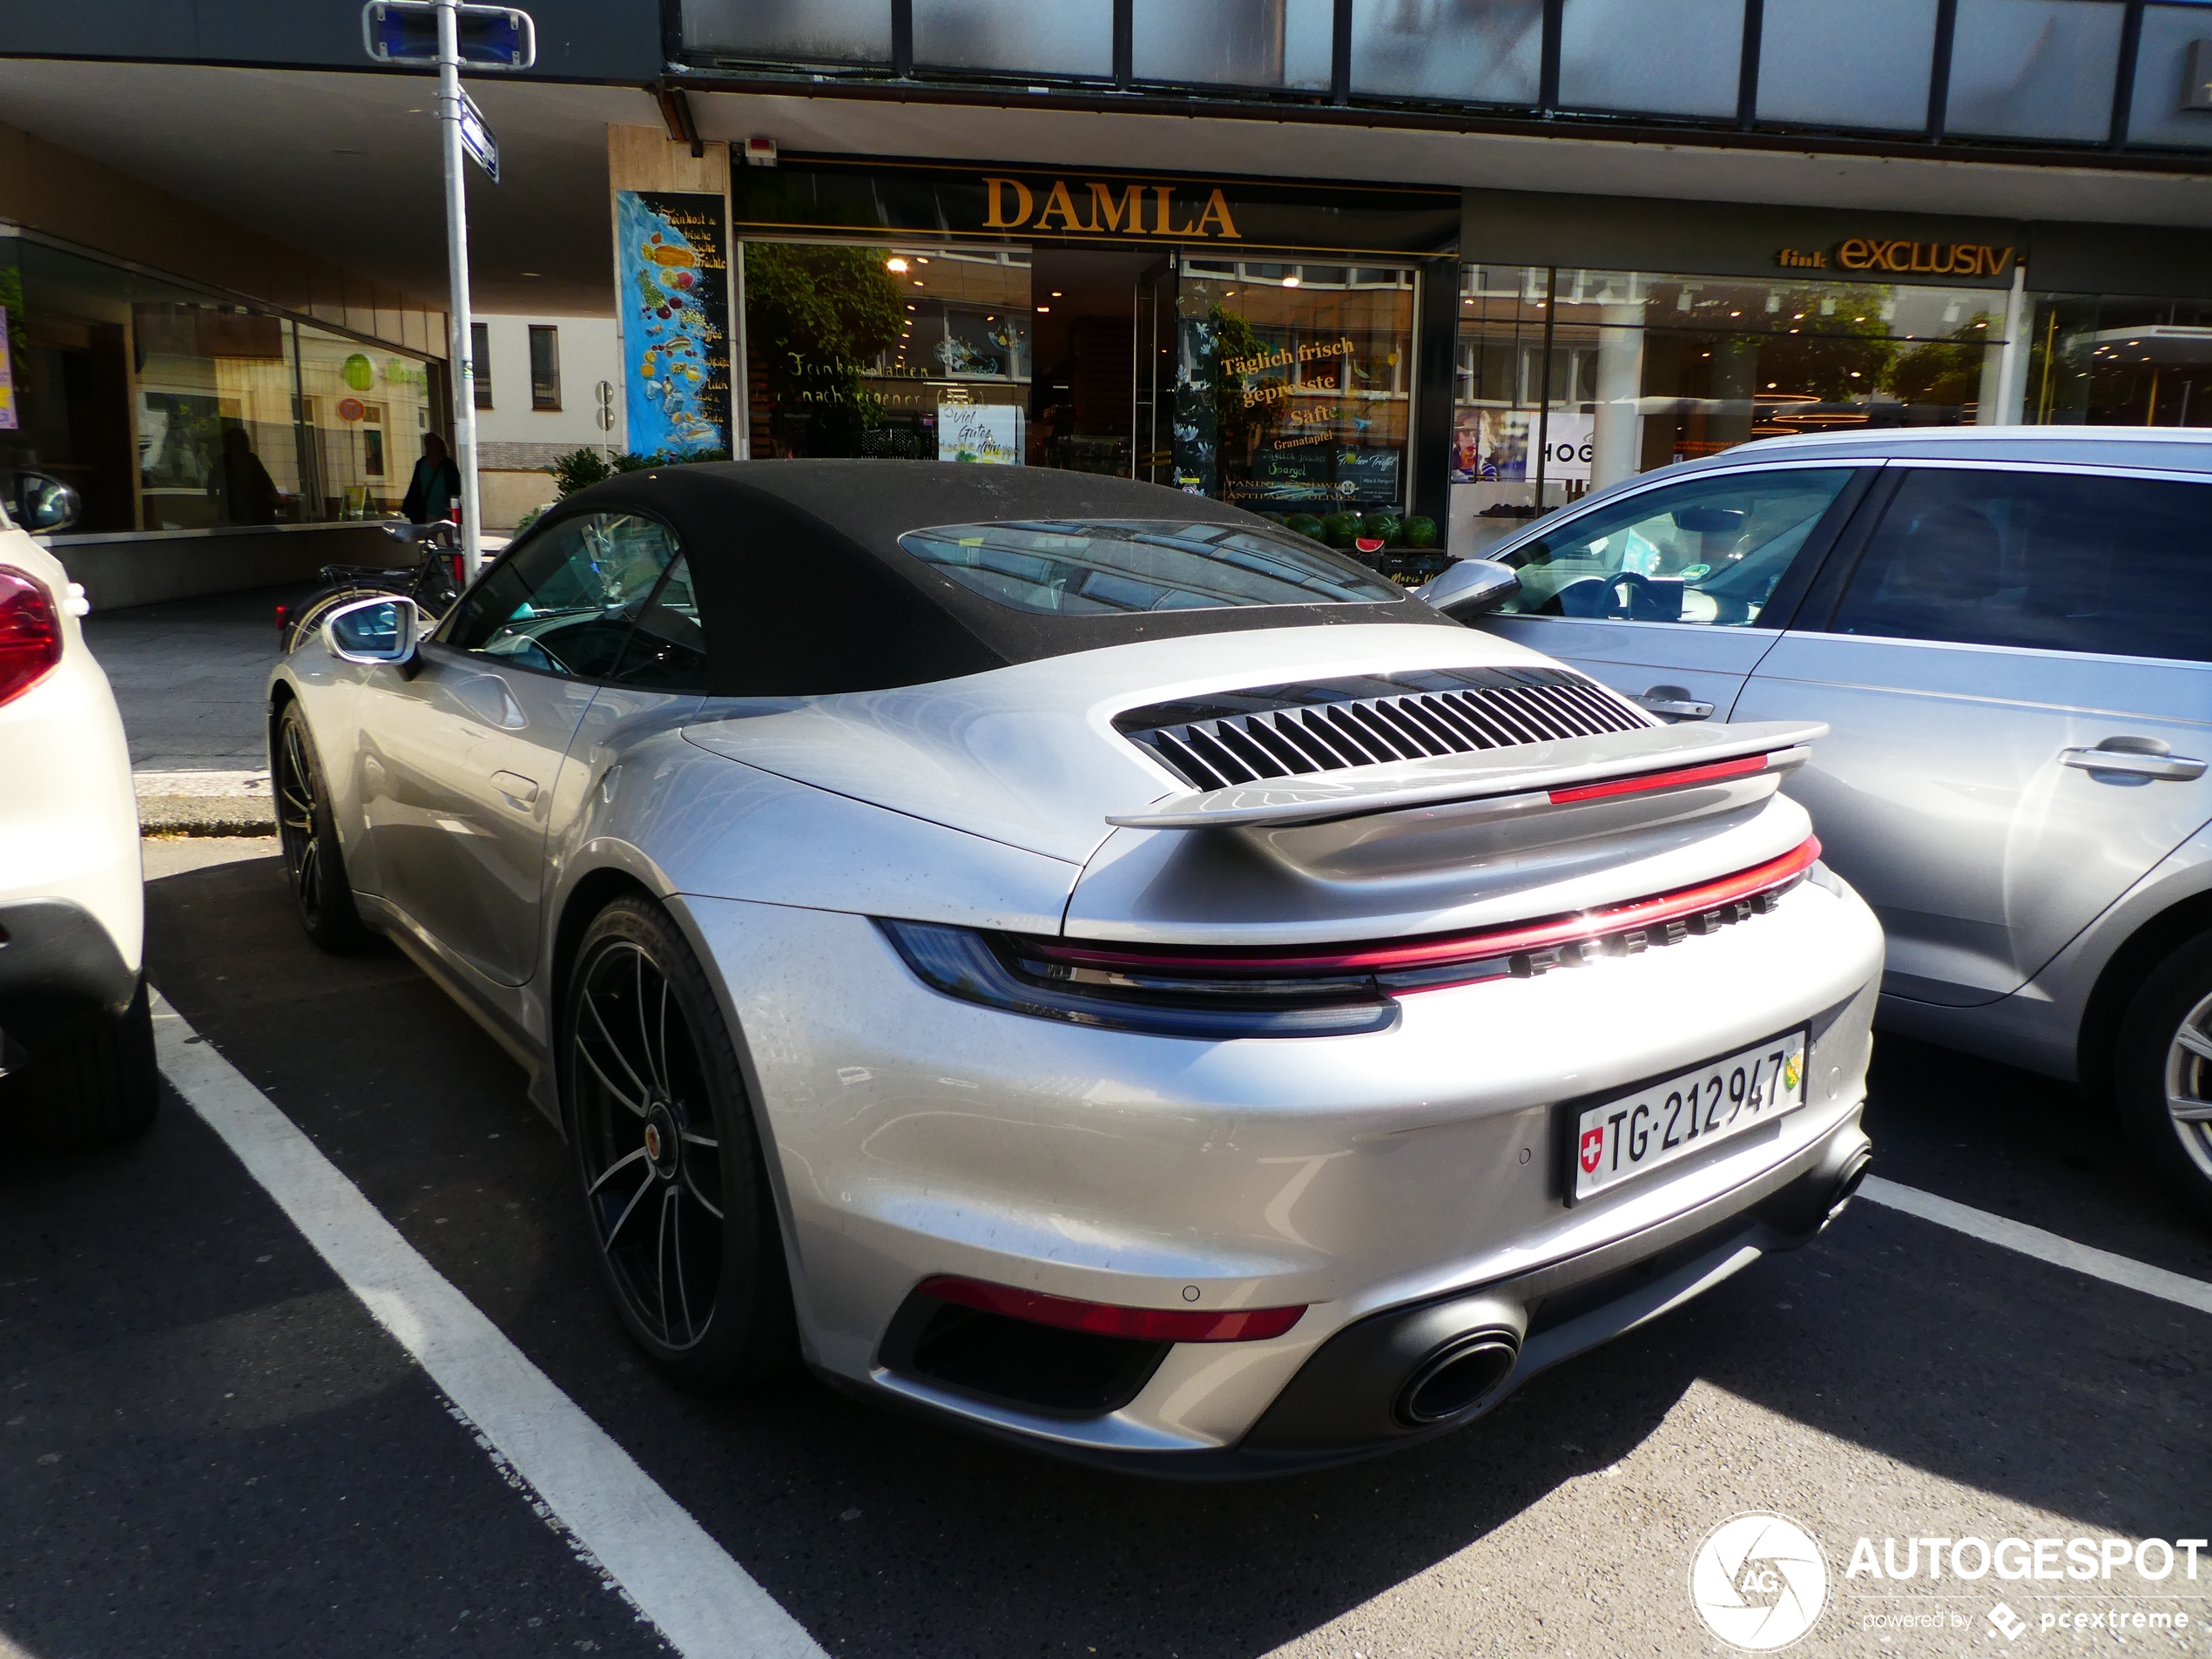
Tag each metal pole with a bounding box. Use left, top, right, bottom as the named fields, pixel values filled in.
left=436, top=0, right=483, bottom=580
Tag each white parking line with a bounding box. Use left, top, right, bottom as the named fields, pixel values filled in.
left=1859, top=1174, right=2212, bottom=1317
left=150, top=989, right=827, bottom=1659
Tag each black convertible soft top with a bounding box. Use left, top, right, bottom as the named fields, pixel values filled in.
left=531, top=460, right=1453, bottom=697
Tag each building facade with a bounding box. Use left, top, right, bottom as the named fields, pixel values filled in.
left=5, top=0, right=2212, bottom=580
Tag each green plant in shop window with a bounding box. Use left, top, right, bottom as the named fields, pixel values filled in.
left=1887, top=314, right=2001, bottom=412
left=743, top=245, right=903, bottom=455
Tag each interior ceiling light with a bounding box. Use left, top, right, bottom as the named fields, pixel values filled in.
left=905, top=304, right=916, bottom=312
left=912, top=280, right=925, bottom=287
left=1050, top=290, right=1063, bottom=297
left=886, top=257, right=910, bottom=273
left=1036, top=305, right=1051, bottom=313
left=1283, top=276, right=1300, bottom=287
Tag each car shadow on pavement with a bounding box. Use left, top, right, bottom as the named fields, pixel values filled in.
left=131, top=850, right=2212, bottom=1659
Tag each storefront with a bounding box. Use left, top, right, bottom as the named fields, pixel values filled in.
left=629, top=145, right=2212, bottom=562
left=1449, top=188, right=2212, bottom=553
left=721, top=158, right=1460, bottom=541
left=0, top=232, right=444, bottom=536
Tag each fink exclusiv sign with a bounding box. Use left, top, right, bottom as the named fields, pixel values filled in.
left=1776, top=239, right=2015, bottom=278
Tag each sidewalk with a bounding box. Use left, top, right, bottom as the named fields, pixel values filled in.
left=82, top=584, right=307, bottom=834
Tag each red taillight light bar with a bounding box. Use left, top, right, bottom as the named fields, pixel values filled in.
left=917, top=1275, right=1306, bottom=1343
left=0, top=566, right=64, bottom=708
left=1547, top=750, right=1772, bottom=805
left=1022, top=836, right=1823, bottom=986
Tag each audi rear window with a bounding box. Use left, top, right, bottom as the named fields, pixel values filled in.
left=897, top=519, right=1401, bottom=615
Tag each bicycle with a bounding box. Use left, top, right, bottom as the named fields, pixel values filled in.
left=277, top=520, right=482, bottom=655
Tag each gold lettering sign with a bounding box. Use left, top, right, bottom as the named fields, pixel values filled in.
left=1788, top=238, right=2015, bottom=278
left=979, top=175, right=1242, bottom=239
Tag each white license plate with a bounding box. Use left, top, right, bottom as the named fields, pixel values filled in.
left=1571, top=1031, right=1807, bottom=1201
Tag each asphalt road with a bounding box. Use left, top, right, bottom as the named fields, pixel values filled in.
left=4, top=837, right=2209, bottom=1659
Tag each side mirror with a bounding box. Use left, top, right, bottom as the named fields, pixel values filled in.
left=1418, top=557, right=1521, bottom=622
left=322, top=594, right=423, bottom=664
left=8, top=471, right=81, bottom=533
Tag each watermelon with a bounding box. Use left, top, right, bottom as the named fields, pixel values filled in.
left=1359, top=512, right=1403, bottom=548
left=1320, top=512, right=1359, bottom=548
left=1402, top=515, right=1438, bottom=550
left=1284, top=513, right=1325, bottom=541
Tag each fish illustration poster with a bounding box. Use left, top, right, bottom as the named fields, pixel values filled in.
left=616, top=191, right=732, bottom=455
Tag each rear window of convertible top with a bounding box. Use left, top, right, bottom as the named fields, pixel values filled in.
left=897, top=518, right=1403, bottom=615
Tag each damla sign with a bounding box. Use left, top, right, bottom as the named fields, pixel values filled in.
left=982, top=176, right=1241, bottom=239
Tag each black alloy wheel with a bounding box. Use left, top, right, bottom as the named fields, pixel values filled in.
left=563, top=898, right=796, bottom=1389
left=275, top=702, right=368, bottom=953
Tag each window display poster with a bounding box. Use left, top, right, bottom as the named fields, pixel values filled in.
left=617, top=190, right=732, bottom=456
left=937, top=401, right=1023, bottom=464
left=1453, top=409, right=1593, bottom=482
left=0, top=318, right=15, bottom=431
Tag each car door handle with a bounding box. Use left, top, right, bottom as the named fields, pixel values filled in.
left=2060, top=743, right=2207, bottom=782
left=1630, top=685, right=1716, bottom=721
left=492, top=770, right=541, bottom=806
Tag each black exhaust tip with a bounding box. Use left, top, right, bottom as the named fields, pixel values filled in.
left=1394, top=1331, right=1520, bottom=1426
left=1829, top=1146, right=1873, bottom=1219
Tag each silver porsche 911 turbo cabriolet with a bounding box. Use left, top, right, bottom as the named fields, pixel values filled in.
left=267, top=461, right=1880, bottom=1474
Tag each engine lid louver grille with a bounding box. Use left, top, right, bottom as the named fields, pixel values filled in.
left=1114, top=666, right=1651, bottom=792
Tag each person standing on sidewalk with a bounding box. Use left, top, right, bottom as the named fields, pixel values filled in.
left=401, top=431, right=461, bottom=523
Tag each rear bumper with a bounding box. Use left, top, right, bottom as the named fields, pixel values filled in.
left=0, top=897, right=140, bottom=1071
left=856, top=1109, right=1871, bottom=1480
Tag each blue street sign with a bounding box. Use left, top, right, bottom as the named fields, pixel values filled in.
left=362, top=3, right=536, bottom=70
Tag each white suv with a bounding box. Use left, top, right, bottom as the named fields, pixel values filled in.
left=0, top=475, right=154, bottom=1145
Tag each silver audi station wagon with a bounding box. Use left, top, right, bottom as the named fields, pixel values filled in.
left=1440, top=427, right=2212, bottom=1227
left=269, top=462, right=1880, bottom=1473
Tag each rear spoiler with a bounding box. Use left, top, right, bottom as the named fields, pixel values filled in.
left=1106, top=719, right=1826, bottom=831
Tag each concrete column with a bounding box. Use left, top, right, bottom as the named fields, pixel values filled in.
left=1592, top=303, right=1644, bottom=489
left=1991, top=260, right=2031, bottom=426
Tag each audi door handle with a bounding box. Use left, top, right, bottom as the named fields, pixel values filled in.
left=2060, top=745, right=2207, bottom=782
left=1631, top=685, right=1716, bottom=721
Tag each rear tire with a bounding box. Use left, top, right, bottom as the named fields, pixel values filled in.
left=2114, top=932, right=2212, bottom=1229
left=275, top=701, right=369, bottom=954
left=561, top=896, right=797, bottom=1392
left=2, top=977, right=158, bottom=1150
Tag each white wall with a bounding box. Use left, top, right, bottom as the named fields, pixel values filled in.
left=473, top=314, right=624, bottom=451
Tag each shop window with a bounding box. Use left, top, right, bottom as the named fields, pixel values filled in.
left=0, top=239, right=435, bottom=532
left=1349, top=0, right=1543, bottom=104
left=1559, top=0, right=1741, bottom=118
left=745, top=242, right=1032, bottom=462
left=912, top=0, right=1113, bottom=78
left=1133, top=0, right=1334, bottom=89
left=1453, top=262, right=2008, bottom=554
left=1173, top=260, right=1417, bottom=517
left=1946, top=0, right=2123, bottom=144
left=2123, top=4, right=2212, bottom=148
left=529, top=326, right=562, bottom=410
left=1759, top=0, right=1938, bottom=131
left=678, top=0, right=892, bottom=64
left=2024, top=292, right=2212, bottom=428
left=471, top=321, right=493, bottom=408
